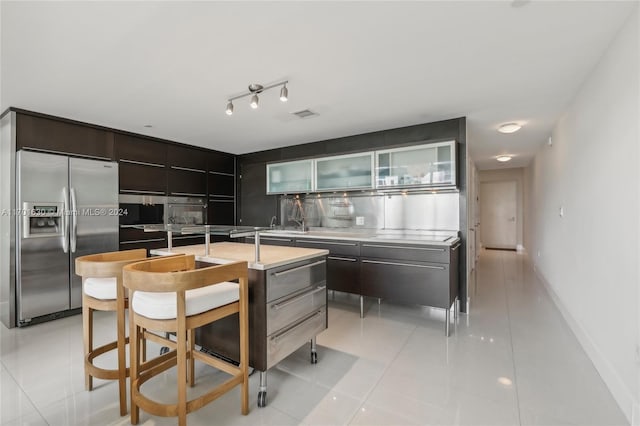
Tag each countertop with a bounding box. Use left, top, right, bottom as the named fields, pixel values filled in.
left=150, top=242, right=329, bottom=270
left=259, top=229, right=460, bottom=246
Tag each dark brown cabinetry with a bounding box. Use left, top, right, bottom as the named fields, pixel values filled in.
left=119, top=228, right=167, bottom=255
left=16, top=112, right=115, bottom=159
left=167, top=145, right=208, bottom=197
left=115, top=134, right=168, bottom=195
left=295, top=239, right=360, bottom=294
left=208, top=152, right=236, bottom=225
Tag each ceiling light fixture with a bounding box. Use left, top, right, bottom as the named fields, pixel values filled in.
left=498, top=123, right=522, bottom=133
left=496, top=155, right=512, bottom=162
left=226, top=80, right=288, bottom=115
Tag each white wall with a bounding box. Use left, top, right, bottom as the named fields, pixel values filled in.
left=524, top=7, right=639, bottom=423
left=479, top=167, right=525, bottom=251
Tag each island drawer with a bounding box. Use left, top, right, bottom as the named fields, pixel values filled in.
left=267, top=284, right=326, bottom=335
left=361, top=242, right=451, bottom=263
left=267, top=307, right=326, bottom=369
left=295, top=239, right=360, bottom=256
left=266, top=258, right=326, bottom=302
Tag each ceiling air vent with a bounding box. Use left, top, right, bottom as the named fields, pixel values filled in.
left=291, top=109, right=317, bottom=119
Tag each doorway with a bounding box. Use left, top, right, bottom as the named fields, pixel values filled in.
left=480, top=180, right=517, bottom=250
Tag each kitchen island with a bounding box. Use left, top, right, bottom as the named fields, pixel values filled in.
left=151, top=241, right=329, bottom=407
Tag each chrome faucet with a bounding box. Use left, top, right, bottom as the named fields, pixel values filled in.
left=270, top=215, right=278, bottom=228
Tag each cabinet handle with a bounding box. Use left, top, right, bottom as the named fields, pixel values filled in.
left=172, top=235, right=202, bottom=240
left=362, top=243, right=445, bottom=252
left=272, top=286, right=326, bottom=311
left=272, top=260, right=326, bottom=277
left=298, top=240, right=358, bottom=246
left=256, top=237, right=293, bottom=243
left=362, top=259, right=445, bottom=270
left=170, top=192, right=207, bottom=197
left=271, top=310, right=324, bottom=343
left=209, top=171, right=235, bottom=177
left=209, top=199, right=235, bottom=203
left=451, top=243, right=461, bottom=251
left=209, top=194, right=234, bottom=198
left=119, top=159, right=165, bottom=168
left=120, top=238, right=165, bottom=244
left=327, top=256, right=357, bottom=262
left=120, top=189, right=166, bottom=195
left=171, top=166, right=207, bottom=173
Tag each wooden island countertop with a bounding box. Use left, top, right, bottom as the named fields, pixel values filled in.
left=150, top=241, right=329, bottom=270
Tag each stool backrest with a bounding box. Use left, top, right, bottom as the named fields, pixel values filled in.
left=123, top=255, right=248, bottom=293
left=75, top=248, right=148, bottom=279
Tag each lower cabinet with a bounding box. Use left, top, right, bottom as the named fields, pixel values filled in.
left=119, top=227, right=166, bottom=255
left=327, top=255, right=360, bottom=294
left=360, top=258, right=452, bottom=309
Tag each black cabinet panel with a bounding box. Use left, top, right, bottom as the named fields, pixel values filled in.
left=360, top=243, right=450, bottom=263
left=208, top=173, right=234, bottom=197
left=239, top=162, right=277, bottom=226
left=168, top=145, right=207, bottom=171
left=16, top=113, right=114, bottom=159
left=295, top=239, right=360, bottom=257
left=327, top=255, right=360, bottom=294
left=119, top=162, right=167, bottom=194
left=115, top=133, right=167, bottom=165
left=168, top=168, right=207, bottom=196
left=208, top=200, right=235, bottom=225
left=208, top=151, right=235, bottom=174
left=360, top=259, right=450, bottom=308
left=119, top=227, right=167, bottom=256
left=172, top=236, right=204, bottom=247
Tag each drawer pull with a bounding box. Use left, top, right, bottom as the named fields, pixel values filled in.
left=120, top=189, right=165, bottom=195
left=272, top=286, right=326, bottom=311
left=171, top=165, right=207, bottom=173
left=259, top=237, right=293, bottom=243
left=451, top=243, right=461, bottom=251
left=120, top=238, right=165, bottom=244
left=170, top=192, right=207, bottom=197
left=328, top=256, right=357, bottom=262
left=298, top=240, right=358, bottom=246
left=272, top=310, right=324, bottom=343
left=272, top=260, right=326, bottom=277
left=362, top=244, right=445, bottom=252
left=119, top=159, right=165, bottom=168
left=362, top=259, right=445, bottom=270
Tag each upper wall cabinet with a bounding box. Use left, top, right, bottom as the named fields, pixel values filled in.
left=266, top=159, right=313, bottom=194
left=376, top=141, right=456, bottom=189
left=315, top=152, right=374, bottom=192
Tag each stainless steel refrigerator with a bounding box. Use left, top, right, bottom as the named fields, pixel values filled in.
left=16, top=150, right=118, bottom=325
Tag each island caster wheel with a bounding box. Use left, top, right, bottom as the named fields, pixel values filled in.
left=311, top=352, right=318, bottom=364
left=257, top=391, right=267, bottom=407
left=159, top=346, right=170, bottom=355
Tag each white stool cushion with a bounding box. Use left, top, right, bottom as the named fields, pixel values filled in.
left=132, top=282, right=239, bottom=320
left=84, top=277, right=117, bottom=300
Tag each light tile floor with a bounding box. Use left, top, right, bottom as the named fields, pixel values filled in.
left=0, top=250, right=629, bottom=425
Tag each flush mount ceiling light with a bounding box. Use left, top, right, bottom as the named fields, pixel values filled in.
left=498, top=123, right=522, bottom=134
left=225, top=81, right=288, bottom=115
left=496, top=155, right=513, bottom=162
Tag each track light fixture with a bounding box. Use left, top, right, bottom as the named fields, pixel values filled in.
left=225, top=80, right=288, bottom=115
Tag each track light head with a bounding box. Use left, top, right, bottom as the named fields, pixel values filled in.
left=225, top=101, right=234, bottom=115
left=279, top=85, right=288, bottom=102
left=250, top=94, right=259, bottom=109
left=226, top=80, right=288, bottom=115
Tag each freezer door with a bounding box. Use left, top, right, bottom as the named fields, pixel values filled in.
left=69, top=158, right=119, bottom=308
left=16, top=151, right=70, bottom=322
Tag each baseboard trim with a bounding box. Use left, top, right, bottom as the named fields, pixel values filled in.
left=532, top=260, right=636, bottom=424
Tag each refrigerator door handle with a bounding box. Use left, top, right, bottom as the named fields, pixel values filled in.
left=62, top=187, right=70, bottom=253
left=70, top=187, right=77, bottom=253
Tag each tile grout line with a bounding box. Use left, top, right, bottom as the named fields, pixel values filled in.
left=500, top=250, right=523, bottom=426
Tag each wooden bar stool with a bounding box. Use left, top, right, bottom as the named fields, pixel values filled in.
left=75, top=248, right=149, bottom=416
left=123, top=255, right=249, bottom=426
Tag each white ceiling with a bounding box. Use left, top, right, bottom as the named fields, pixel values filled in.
left=1, top=1, right=636, bottom=170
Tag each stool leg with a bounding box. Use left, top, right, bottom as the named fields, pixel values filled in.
left=239, top=277, right=249, bottom=415
left=177, top=306, right=187, bottom=426
left=130, top=321, right=140, bottom=425
left=188, top=329, right=195, bottom=387
left=83, top=300, right=93, bottom=391
left=117, top=293, right=128, bottom=416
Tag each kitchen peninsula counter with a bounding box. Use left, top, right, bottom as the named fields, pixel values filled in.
left=150, top=241, right=329, bottom=408
left=151, top=241, right=328, bottom=270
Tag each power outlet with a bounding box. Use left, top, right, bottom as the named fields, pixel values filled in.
left=356, top=216, right=365, bottom=226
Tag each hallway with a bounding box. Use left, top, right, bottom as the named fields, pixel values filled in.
left=0, top=250, right=629, bottom=425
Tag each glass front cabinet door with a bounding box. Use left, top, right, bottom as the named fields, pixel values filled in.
left=266, top=159, right=314, bottom=194
left=376, top=141, right=456, bottom=189
left=315, top=152, right=374, bottom=192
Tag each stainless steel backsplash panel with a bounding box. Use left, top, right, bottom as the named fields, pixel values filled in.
left=281, top=192, right=459, bottom=231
